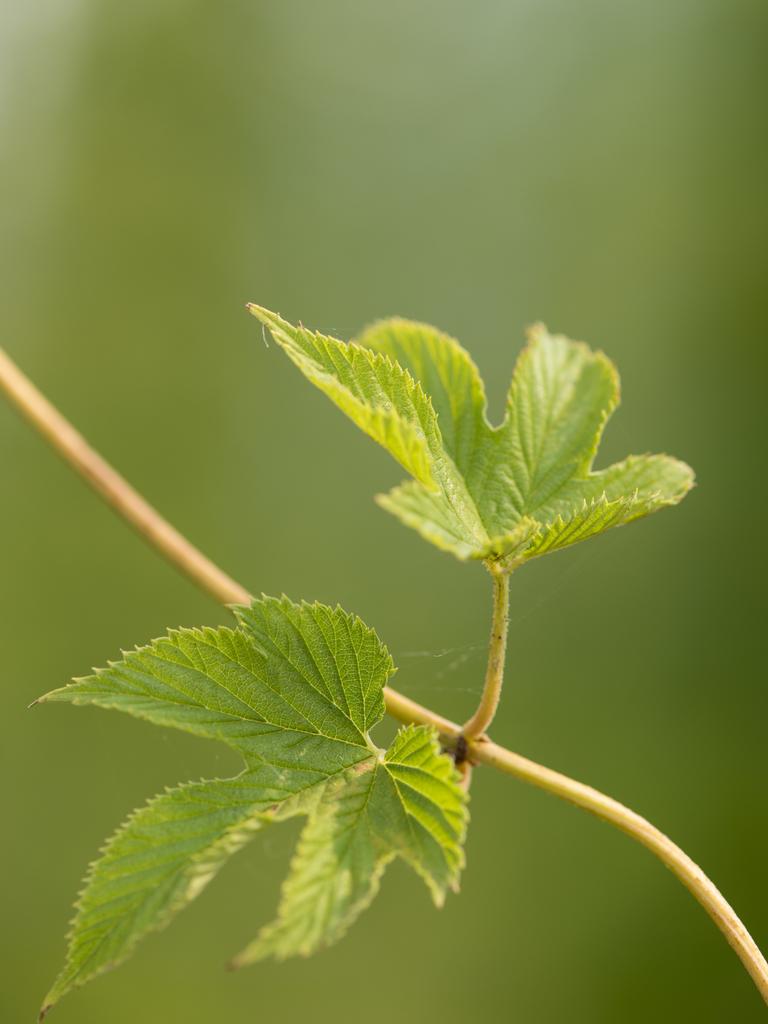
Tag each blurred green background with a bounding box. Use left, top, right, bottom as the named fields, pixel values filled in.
left=2, top=1, right=767, bottom=1021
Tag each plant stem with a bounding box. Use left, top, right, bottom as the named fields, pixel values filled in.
left=384, top=705, right=768, bottom=1004
left=0, top=348, right=248, bottom=607
left=2, top=342, right=767, bottom=1006
left=474, top=738, right=768, bottom=1002
left=462, top=566, right=510, bottom=739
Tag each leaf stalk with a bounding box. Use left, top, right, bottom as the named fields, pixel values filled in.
left=461, top=564, right=510, bottom=740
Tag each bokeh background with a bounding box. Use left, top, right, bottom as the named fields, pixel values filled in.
left=2, top=2, right=767, bottom=1021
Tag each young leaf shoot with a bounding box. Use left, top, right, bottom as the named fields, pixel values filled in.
left=247, top=307, right=693, bottom=569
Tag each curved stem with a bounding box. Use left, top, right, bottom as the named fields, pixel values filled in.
left=474, top=738, right=768, bottom=1001
left=385, top=698, right=768, bottom=1003
left=0, top=348, right=249, bottom=607
left=2, top=343, right=766, bottom=1005
left=462, top=566, right=510, bottom=739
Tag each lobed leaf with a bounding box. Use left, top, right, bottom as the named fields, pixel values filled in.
left=38, top=597, right=466, bottom=1016
left=252, top=309, right=694, bottom=568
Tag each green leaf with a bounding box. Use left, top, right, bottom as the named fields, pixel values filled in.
left=247, top=305, right=491, bottom=553
left=251, top=309, right=694, bottom=568
left=37, top=597, right=467, bottom=1016
left=40, top=775, right=273, bottom=1017
left=355, top=318, right=488, bottom=478
left=246, top=305, right=440, bottom=488
left=232, top=725, right=467, bottom=965
left=231, top=766, right=387, bottom=964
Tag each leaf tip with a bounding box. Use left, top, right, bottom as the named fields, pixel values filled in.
left=431, top=889, right=447, bottom=910
left=226, top=950, right=251, bottom=972
left=30, top=688, right=58, bottom=706
left=39, top=1003, right=54, bottom=1022
left=245, top=302, right=277, bottom=325
left=524, top=320, right=548, bottom=343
